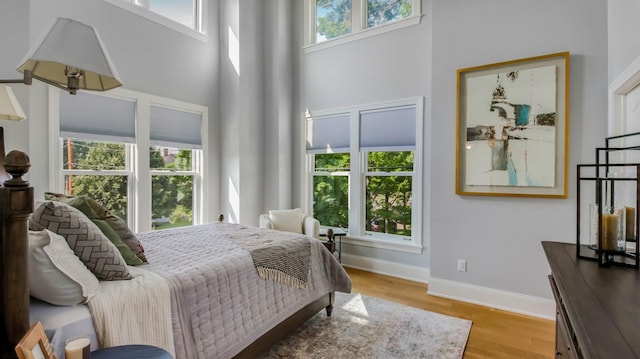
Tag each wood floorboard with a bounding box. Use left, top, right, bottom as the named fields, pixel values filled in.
left=345, top=267, right=555, bottom=359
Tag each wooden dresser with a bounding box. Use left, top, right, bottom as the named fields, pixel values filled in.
left=542, top=241, right=640, bottom=358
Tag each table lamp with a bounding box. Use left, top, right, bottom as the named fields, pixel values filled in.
left=0, top=85, right=26, bottom=121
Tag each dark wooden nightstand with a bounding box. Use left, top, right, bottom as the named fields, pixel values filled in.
left=319, top=228, right=346, bottom=263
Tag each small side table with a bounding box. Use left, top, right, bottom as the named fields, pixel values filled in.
left=320, top=228, right=346, bottom=263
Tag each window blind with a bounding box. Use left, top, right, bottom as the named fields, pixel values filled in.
left=306, top=113, right=350, bottom=153
left=360, top=106, right=416, bottom=152
left=150, top=105, right=202, bottom=149
left=60, top=92, right=136, bottom=143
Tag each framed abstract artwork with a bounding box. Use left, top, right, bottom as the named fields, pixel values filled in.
left=456, top=52, right=570, bottom=198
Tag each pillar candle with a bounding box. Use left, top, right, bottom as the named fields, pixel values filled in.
left=602, top=213, right=622, bottom=251
left=626, top=206, right=636, bottom=241
left=65, top=336, right=90, bottom=359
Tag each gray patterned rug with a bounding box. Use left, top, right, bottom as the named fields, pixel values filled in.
left=261, top=292, right=472, bottom=359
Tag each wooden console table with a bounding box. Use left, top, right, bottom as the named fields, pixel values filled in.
left=542, top=241, right=640, bottom=358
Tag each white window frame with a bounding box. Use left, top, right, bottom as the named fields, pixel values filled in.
left=104, top=0, right=208, bottom=42
left=49, top=88, right=209, bottom=233
left=303, top=0, right=422, bottom=53
left=304, top=97, right=424, bottom=254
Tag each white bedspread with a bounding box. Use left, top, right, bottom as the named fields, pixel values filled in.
left=137, top=222, right=352, bottom=359
left=87, top=266, right=175, bottom=357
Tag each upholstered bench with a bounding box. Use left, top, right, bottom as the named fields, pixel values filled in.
left=92, top=345, right=172, bottom=359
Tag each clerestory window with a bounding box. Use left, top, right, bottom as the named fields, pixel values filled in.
left=306, top=0, right=421, bottom=50
left=104, top=0, right=207, bottom=40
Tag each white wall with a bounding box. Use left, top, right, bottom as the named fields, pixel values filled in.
left=298, top=0, right=608, bottom=315
left=430, top=0, right=608, bottom=301
left=608, top=0, right=640, bottom=82
left=219, top=0, right=296, bottom=226
left=0, top=0, right=30, bottom=162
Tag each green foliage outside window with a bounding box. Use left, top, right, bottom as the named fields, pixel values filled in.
left=313, top=151, right=413, bottom=236
left=64, top=139, right=194, bottom=228
left=313, top=153, right=349, bottom=227
left=367, top=0, right=412, bottom=28
left=315, top=0, right=412, bottom=42
left=65, top=141, right=128, bottom=220
left=366, top=151, right=413, bottom=235
left=316, top=0, right=352, bottom=40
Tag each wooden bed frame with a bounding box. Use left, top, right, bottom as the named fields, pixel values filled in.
left=0, top=130, right=333, bottom=359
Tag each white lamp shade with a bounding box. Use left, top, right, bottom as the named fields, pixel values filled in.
left=16, top=18, right=122, bottom=92
left=0, top=86, right=26, bottom=121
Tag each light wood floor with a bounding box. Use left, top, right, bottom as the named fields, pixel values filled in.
left=345, top=267, right=556, bottom=359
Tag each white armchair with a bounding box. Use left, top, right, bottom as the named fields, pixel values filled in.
left=259, top=208, right=320, bottom=239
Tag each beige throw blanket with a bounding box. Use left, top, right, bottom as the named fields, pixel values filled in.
left=87, top=266, right=175, bottom=357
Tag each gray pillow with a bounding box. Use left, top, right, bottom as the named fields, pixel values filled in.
left=29, top=201, right=131, bottom=281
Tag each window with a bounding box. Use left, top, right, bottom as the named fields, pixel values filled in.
left=305, top=0, right=421, bottom=49
left=316, top=0, right=352, bottom=42
left=63, top=139, right=130, bottom=221
left=313, top=153, right=350, bottom=228
left=146, top=0, right=197, bottom=29
left=305, top=99, right=423, bottom=253
left=366, top=0, right=413, bottom=28
left=150, top=146, right=196, bottom=229
left=104, top=0, right=207, bottom=40
left=52, top=89, right=207, bottom=232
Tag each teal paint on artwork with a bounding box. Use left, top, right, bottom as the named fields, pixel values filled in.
left=514, top=104, right=531, bottom=126
left=507, top=158, right=518, bottom=185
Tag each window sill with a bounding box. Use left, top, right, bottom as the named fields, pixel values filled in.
left=104, top=0, right=208, bottom=42
left=342, top=235, right=422, bottom=254
left=303, top=14, right=422, bottom=54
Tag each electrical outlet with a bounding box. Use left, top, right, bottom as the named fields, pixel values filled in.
left=457, top=259, right=467, bottom=272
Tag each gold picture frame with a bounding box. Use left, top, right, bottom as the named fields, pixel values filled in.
left=456, top=52, right=570, bottom=198
left=15, top=322, right=56, bottom=359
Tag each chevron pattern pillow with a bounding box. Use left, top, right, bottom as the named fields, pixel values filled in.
left=29, top=201, right=132, bottom=281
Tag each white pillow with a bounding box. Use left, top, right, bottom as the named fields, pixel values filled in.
left=269, top=208, right=303, bottom=234
left=28, top=229, right=99, bottom=306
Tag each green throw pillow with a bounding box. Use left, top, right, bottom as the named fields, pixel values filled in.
left=45, top=193, right=144, bottom=266
left=84, top=197, right=147, bottom=263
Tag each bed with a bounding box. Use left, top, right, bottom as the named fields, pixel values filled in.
left=0, top=145, right=351, bottom=359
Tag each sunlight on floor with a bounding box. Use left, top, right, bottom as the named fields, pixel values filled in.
left=340, top=293, right=371, bottom=325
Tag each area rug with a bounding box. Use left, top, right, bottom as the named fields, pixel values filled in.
left=260, top=292, right=472, bottom=359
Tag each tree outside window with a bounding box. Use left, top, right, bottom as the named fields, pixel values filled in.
left=63, top=139, right=129, bottom=221
left=313, top=0, right=414, bottom=44
left=365, top=151, right=413, bottom=235
left=367, top=0, right=412, bottom=28
left=63, top=139, right=196, bottom=229
left=150, top=146, right=195, bottom=230
left=313, top=153, right=350, bottom=228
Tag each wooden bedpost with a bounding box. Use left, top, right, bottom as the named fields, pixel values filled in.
left=0, top=147, right=33, bottom=359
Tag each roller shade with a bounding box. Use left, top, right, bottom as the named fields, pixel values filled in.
left=360, top=106, right=416, bottom=152
left=150, top=105, right=202, bottom=149
left=306, top=113, right=350, bottom=154
left=60, top=92, right=136, bottom=143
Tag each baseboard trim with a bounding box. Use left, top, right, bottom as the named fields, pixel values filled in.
left=428, top=277, right=555, bottom=320
left=341, top=253, right=430, bottom=284
left=342, top=254, right=556, bottom=319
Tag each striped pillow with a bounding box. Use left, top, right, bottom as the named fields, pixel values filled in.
left=29, top=201, right=131, bottom=281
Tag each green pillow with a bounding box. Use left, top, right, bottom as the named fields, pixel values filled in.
left=45, top=193, right=144, bottom=266
left=84, top=197, right=147, bottom=263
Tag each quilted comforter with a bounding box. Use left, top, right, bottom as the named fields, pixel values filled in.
left=137, top=222, right=351, bottom=359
